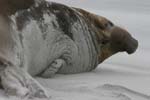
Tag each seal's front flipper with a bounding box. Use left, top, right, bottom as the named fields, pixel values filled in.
left=0, top=66, right=49, bottom=98
left=41, top=59, right=66, bottom=78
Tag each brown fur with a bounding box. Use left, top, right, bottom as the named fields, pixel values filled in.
left=74, top=8, right=113, bottom=37
left=74, top=8, right=111, bottom=29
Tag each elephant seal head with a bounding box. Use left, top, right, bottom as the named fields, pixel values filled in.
left=75, top=8, right=138, bottom=63
left=98, top=26, right=138, bottom=63
left=94, top=15, right=138, bottom=63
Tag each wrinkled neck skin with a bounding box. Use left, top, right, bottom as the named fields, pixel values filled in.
left=98, top=43, right=117, bottom=63
left=75, top=8, right=118, bottom=64
left=96, top=27, right=119, bottom=63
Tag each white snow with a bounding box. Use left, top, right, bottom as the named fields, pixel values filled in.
left=0, top=0, right=150, bottom=100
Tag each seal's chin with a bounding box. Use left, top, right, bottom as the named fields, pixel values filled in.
left=126, top=38, right=138, bottom=54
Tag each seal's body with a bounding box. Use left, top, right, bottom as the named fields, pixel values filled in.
left=0, top=0, right=138, bottom=98
left=10, top=1, right=99, bottom=76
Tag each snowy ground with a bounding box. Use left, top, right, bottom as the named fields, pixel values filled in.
left=0, top=0, right=150, bottom=100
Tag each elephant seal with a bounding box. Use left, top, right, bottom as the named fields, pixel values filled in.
left=0, top=0, right=138, bottom=98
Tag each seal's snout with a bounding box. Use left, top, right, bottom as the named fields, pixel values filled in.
left=126, top=37, right=138, bottom=54
left=110, top=26, right=138, bottom=54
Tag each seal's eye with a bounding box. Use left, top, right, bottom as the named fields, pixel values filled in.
left=95, top=18, right=114, bottom=30
left=105, top=21, right=114, bottom=29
